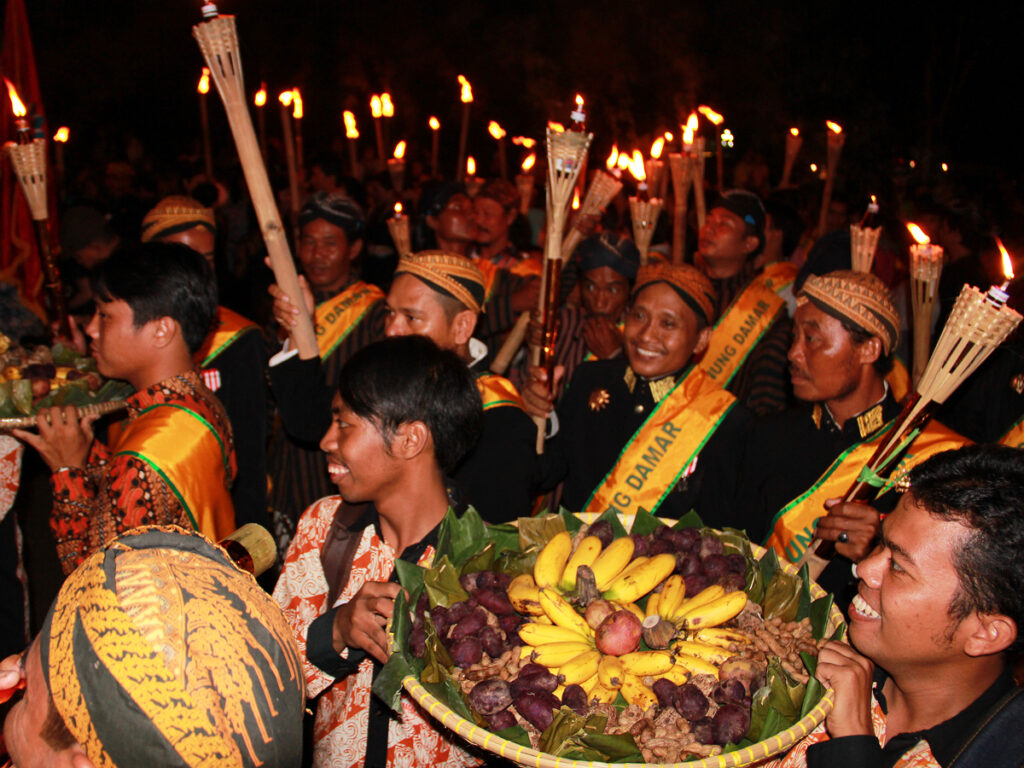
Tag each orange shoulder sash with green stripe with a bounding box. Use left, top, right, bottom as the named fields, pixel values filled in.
left=1001, top=414, right=1024, bottom=449
left=585, top=367, right=737, bottom=518
left=194, top=306, right=259, bottom=368
left=758, top=260, right=798, bottom=294
left=885, top=357, right=912, bottom=402
left=475, top=373, right=524, bottom=410
left=113, top=403, right=234, bottom=541
left=475, top=259, right=500, bottom=302
left=697, top=272, right=787, bottom=388
left=765, top=418, right=968, bottom=563
left=510, top=255, right=543, bottom=278
left=314, top=281, right=385, bottom=361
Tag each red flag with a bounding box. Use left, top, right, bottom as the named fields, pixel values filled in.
left=1, top=0, right=47, bottom=320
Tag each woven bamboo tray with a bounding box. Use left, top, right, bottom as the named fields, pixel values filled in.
left=402, top=516, right=841, bottom=768
left=0, top=399, right=127, bottom=429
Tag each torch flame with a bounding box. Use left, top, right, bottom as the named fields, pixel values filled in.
left=381, top=93, right=394, bottom=117
left=279, top=90, right=293, bottom=107
left=291, top=88, right=303, bottom=119
left=790, top=127, right=800, bottom=137
left=458, top=75, right=473, bottom=103
left=429, top=116, right=440, bottom=130
left=467, top=156, right=476, bottom=176
left=871, top=194, right=877, bottom=205
left=393, top=140, right=406, bottom=159
left=631, top=150, right=646, bottom=182
left=521, top=153, right=536, bottom=172
left=512, top=136, right=536, bottom=148
left=683, top=113, right=698, bottom=146
left=343, top=110, right=359, bottom=139
left=53, top=126, right=69, bottom=143
left=488, top=120, right=506, bottom=140
left=197, top=67, right=210, bottom=95
left=394, top=202, right=403, bottom=216
left=254, top=84, right=267, bottom=107
left=548, top=121, right=565, bottom=133
left=370, top=94, right=382, bottom=118
left=906, top=222, right=930, bottom=246
left=4, top=79, right=26, bottom=117
left=997, top=238, right=1015, bottom=281
left=664, top=131, right=674, bottom=142
left=617, top=153, right=631, bottom=171
left=698, top=105, right=723, bottom=125
left=572, top=189, right=580, bottom=210
left=651, top=137, right=665, bottom=159
left=826, top=120, right=843, bottom=134
left=606, top=145, right=619, bottom=170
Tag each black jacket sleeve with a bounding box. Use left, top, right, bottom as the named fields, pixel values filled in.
left=807, top=735, right=883, bottom=768
left=306, top=606, right=367, bottom=679
left=268, top=353, right=334, bottom=445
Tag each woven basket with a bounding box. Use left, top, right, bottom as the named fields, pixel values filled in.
left=0, top=399, right=127, bottom=429
left=402, top=516, right=840, bottom=768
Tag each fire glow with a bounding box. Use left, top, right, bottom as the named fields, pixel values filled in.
left=698, top=105, right=723, bottom=126
left=650, top=137, right=665, bottom=160
left=521, top=153, right=536, bottom=172
left=997, top=238, right=1015, bottom=283
left=683, top=113, right=698, bottom=147
left=488, top=121, right=506, bottom=140
left=291, top=88, right=303, bottom=119
left=197, top=68, right=210, bottom=95
left=790, top=127, right=800, bottom=137
left=278, top=90, right=293, bottom=108
left=254, top=85, right=267, bottom=107
left=466, top=156, right=476, bottom=176
left=512, top=136, right=536, bottom=148
left=826, top=120, right=843, bottom=135
left=381, top=93, right=394, bottom=117
left=393, top=141, right=406, bottom=160
left=631, top=150, right=646, bottom=182
left=906, top=222, right=931, bottom=246
left=429, top=116, right=440, bottom=130
left=343, top=111, right=359, bottom=139
left=370, top=94, right=382, bottom=118
left=606, top=145, right=619, bottom=170
left=458, top=75, right=473, bottom=104
left=4, top=79, right=26, bottom=117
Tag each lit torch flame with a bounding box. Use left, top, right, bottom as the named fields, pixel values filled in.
left=826, top=120, right=843, bottom=134
left=254, top=84, right=267, bottom=107
left=429, top=116, right=440, bottom=130
left=664, top=131, right=674, bottom=142
left=906, top=222, right=930, bottom=246
left=572, top=189, right=580, bottom=210
left=466, top=156, right=476, bottom=176
left=393, top=141, right=406, bottom=160
left=521, top=153, right=536, bottom=173
left=370, top=94, right=382, bottom=118
left=698, top=105, right=723, bottom=125
left=291, top=88, right=303, bottom=119
left=4, top=79, right=26, bottom=117
left=458, top=75, right=473, bottom=104
left=279, top=90, right=293, bottom=108
left=53, top=126, right=69, bottom=143
left=617, top=153, right=631, bottom=172
left=548, top=121, right=565, bottom=133
left=575, top=93, right=584, bottom=110
left=488, top=120, right=506, bottom=140
left=197, top=67, right=210, bottom=95
left=381, top=93, right=394, bottom=117
left=606, top=145, right=619, bottom=171
left=631, top=150, right=646, bottom=182
left=790, top=127, right=800, bottom=137
left=343, top=110, right=359, bottom=139
left=683, top=113, right=698, bottom=146
left=651, top=137, right=665, bottom=160
left=997, top=238, right=1015, bottom=282
left=512, top=136, right=536, bottom=148
left=394, top=202, right=403, bottom=216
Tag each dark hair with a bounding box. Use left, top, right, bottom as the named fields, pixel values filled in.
left=908, top=444, right=1024, bottom=653
left=310, top=152, right=345, bottom=184
left=91, top=241, right=217, bottom=354
left=337, top=336, right=482, bottom=472
left=839, top=316, right=895, bottom=375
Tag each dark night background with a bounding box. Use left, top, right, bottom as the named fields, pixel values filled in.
left=21, top=1, right=1024, bottom=188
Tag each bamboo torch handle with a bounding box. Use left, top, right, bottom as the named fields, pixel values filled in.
left=490, top=311, right=530, bottom=375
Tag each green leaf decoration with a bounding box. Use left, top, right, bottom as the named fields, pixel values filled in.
left=539, top=707, right=587, bottom=756
left=794, top=563, right=813, bottom=621
left=809, top=594, right=836, bottom=641
left=673, top=509, right=705, bottom=529
left=629, top=506, right=662, bottom=536
left=422, top=556, right=468, bottom=608
left=450, top=506, right=488, bottom=565
left=762, top=569, right=801, bottom=621
left=798, top=653, right=825, bottom=719
left=492, top=724, right=531, bottom=747
left=459, top=542, right=496, bottom=576
left=577, top=732, right=642, bottom=762
left=373, top=589, right=414, bottom=712
left=518, top=514, right=567, bottom=551
left=587, top=507, right=629, bottom=539
left=559, top=506, right=585, bottom=535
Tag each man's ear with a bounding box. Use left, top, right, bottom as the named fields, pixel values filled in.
left=504, top=208, right=517, bottom=227
left=70, top=745, right=98, bottom=768
left=348, top=238, right=364, bottom=262
left=856, top=335, right=883, bottom=367
left=451, top=309, right=478, bottom=346
left=391, top=421, right=431, bottom=461
left=743, top=235, right=760, bottom=258
left=692, top=326, right=713, bottom=358
left=963, top=613, right=1017, bottom=658
left=149, top=316, right=179, bottom=350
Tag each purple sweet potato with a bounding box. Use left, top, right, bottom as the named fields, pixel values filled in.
left=652, top=678, right=678, bottom=708
left=449, top=636, right=483, bottom=668
left=711, top=703, right=751, bottom=745
left=674, top=683, right=709, bottom=721
left=479, top=626, right=505, bottom=659
left=450, top=608, right=487, bottom=641
left=469, top=678, right=513, bottom=715
left=561, top=684, right=588, bottom=715
left=514, top=691, right=557, bottom=731
left=473, top=587, right=516, bottom=616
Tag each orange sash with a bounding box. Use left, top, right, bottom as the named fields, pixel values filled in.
left=194, top=306, right=259, bottom=368
left=314, top=282, right=385, bottom=361
left=1001, top=414, right=1024, bottom=449
left=475, top=373, right=525, bottom=410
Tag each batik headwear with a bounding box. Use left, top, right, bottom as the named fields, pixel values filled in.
left=37, top=526, right=304, bottom=768
left=576, top=233, right=640, bottom=280
left=476, top=178, right=519, bottom=211
left=713, top=189, right=767, bottom=253
left=634, top=262, right=717, bottom=326
left=798, top=269, right=900, bottom=355
left=140, top=196, right=216, bottom=243
left=299, top=191, right=365, bottom=239
left=395, top=250, right=485, bottom=314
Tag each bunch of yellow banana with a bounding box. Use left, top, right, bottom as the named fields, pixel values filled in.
left=693, top=627, right=753, bottom=648
left=675, top=589, right=748, bottom=630
left=507, top=573, right=545, bottom=616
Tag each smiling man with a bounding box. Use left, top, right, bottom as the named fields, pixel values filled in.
left=770, top=445, right=1024, bottom=768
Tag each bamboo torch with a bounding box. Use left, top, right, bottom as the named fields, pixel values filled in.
left=193, top=6, right=317, bottom=359
left=628, top=151, right=663, bottom=265
left=52, top=126, right=68, bottom=196
left=278, top=89, right=301, bottom=244
left=562, top=169, right=623, bottom=258
left=849, top=195, right=882, bottom=273
left=668, top=150, right=692, bottom=266
left=380, top=92, right=394, bottom=154
left=4, top=80, right=70, bottom=337
left=779, top=127, right=802, bottom=188
left=698, top=105, right=724, bottom=192
left=465, top=156, right=482, bottom=197
left=387, top=140, right=406, bottom=192
left=254, top=84, right=267, bottom=162
left=489, top=120, right=507, bottom=179
left=907, top=222, right=944, bottom=386
left=644, top=136, right=666, bottom=203
left=515, top=152, right=536, bottom=215
left=799, top=273, right=1021, bottom=578
left=386, top=202, right=411, bottom=257
left=428, top=116, right=440, bottom=178
left=197, top=67, right=214, bottom=179
left=530, top=121, right=593, bottom=451
left=456, top=75, right=473, bottom=181
left=816, top=121, right=845, bottom=236
left=291, top=87, right=304, bottom=178
left=343, top=110, right=359, bottom=176
left=370, top=94, right=385, bottom=167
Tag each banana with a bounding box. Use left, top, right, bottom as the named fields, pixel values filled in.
left=552, top=684, right=565, bottom=700
left=558, top=535, right=603, bottom=592
left=531, top=641, right=597, bottom=668
left=620, top=674, right=658, bottom=710
left=618, top=650, right=674, bottom=676
left=670, top=639, right=733, bottom=665
left=519, top=622, right=593, bottom=647
left=674, top=585, right=725, bottom=621
left=506, top=573, right=544, bottom=616
left=538, top=588, right=593, bottom=637
left=602, top=553, right=677, bottom=603
left=597, top=655, right=625, bottom=690
left=560, top=650, right=602, bottom=685
left=672, top=653, right=721, bottom=677
left=579, top=672, right=600, bottom=695
left=657, top=574, right=687, bottom=621
left=695, top=627, right=753, bottom=648
left=590, top=683, right=620, bottom=704
left=660, top=663, right=693, bottom=687
left=534, top=531, right=573, bottom=589
left=590, top=537, right=635, bottom=591
left=613, top=601, right=645, bottom=623
left=645, top=591, right=661, bottom=618
left=678, top=590, right=748, bottom=630
left=518, top=645, right=534, bottom=662
left=615, top=555, right=650, bottom=581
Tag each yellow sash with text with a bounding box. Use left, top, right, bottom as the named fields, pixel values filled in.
left=315, top=282, right=385, bottom=361
left=886, top=357, right=911, bottom=402
left=765, top=419, right=968, bottom=563
left=476, top=373, right=525, bottom=410
left=697, top=274, right=787, bottom=387
left=194, top=306, right=259, bottom=368
left=585, top=367, right=737, bottom=517
left=1001, top=415, right=1024, bottom=449
left=114, top=403, right=235, bottom=541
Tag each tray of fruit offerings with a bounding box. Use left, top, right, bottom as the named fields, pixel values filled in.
left=375, top=508, right=846, bottom=768
left=0, top=336, right=132, bottom=428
